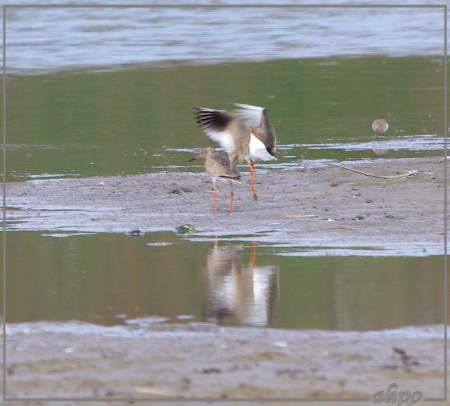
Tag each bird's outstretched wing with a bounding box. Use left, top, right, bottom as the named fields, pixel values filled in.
left=235, top=103, right=277, bottom=156
left=195, top=107, right=236, bottom=154
left=234, top=103, right=265, bottom=127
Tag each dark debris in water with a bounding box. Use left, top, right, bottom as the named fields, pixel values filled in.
left=175, top=224, right=196, bottom=234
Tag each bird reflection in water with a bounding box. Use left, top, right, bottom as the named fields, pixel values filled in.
left=199, top=238, right=279, bottom=327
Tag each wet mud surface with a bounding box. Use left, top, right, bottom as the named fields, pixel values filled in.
left=4, top=322, right=446, bottom=403
left=5, top=157, right=446, bottom=256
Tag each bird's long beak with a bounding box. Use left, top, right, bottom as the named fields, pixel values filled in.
left=189, top=153, right=203, bottom=162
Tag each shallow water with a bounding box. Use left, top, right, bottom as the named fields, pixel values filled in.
left=5, top=231, right=445, bottom=331
left=3, top=5, right=446, bottom=181
left=3, top=4, right=447, bottom=332
left=6, top=57, right=445, bottom=181
left=3, top=3, right=444, bottom=73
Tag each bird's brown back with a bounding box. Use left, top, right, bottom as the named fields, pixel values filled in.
left=203, top=148, right=241, bottom=180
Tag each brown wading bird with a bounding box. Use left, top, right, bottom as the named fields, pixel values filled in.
left=195, top=103, right=277, bottom=201
left=371, top=118, right=389, bottom=134
left=190, top=147, right=241, bottom=214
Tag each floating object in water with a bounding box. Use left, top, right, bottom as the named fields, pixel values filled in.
left=371, top=118, right=389, bottom=134
left=175, top=224, right=196, bottom=234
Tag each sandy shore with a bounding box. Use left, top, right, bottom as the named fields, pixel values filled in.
left=5, top=157, right=446, bottom=256
left=4, top=157, right=448, bottom=404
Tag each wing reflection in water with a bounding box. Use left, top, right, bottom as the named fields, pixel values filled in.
left=200, top=240, right=279, bottom=327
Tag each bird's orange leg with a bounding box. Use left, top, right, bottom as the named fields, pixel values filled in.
left=249, top=161, right=258, bottom=201
left=251, top=239, right=257, bottom=268
left=211, top=180, right=217, bottom=214
left=229, top=182, right=234, bottom=213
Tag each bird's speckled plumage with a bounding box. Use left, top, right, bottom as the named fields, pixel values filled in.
left=190, top=147, right=240, bottom=213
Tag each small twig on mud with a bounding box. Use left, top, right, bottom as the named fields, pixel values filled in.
left=135, top=386, right=176, bottom=397
left=39, top=361, right=92, bottom=373
left=285, top=214, right=317, bottom=219
left=326, top=163, right=418, bottom=179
